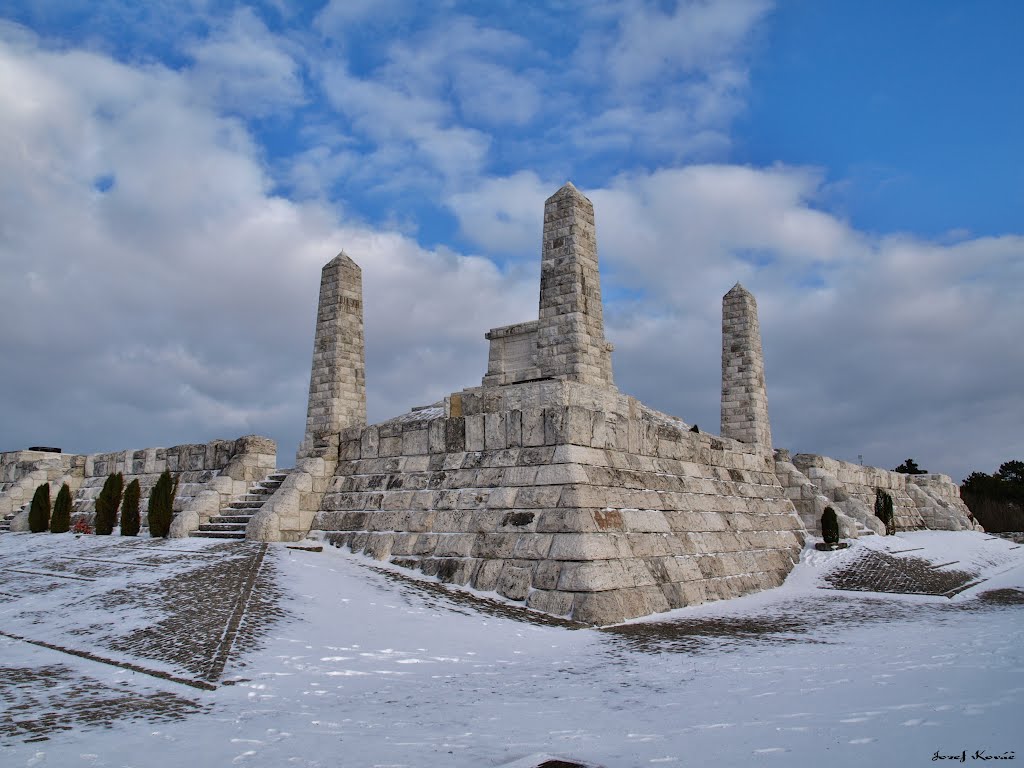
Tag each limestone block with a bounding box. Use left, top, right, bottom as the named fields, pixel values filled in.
left=537, top=508, right=600, bottom=533
left=465, top=415, right=485, bottom=451
left=360, top=427, right=380, bottom=458
left=552, top=444, right=609, bottom=466
left=526, top=590, right=574, bottom=616
left=557, top=560, right=628, bottom=592
left=534, top=463, right=590, bottom=485
left=512, top=533, right=553, bottom=559
left=557, top=485, right=607, bottom=508
left=487, top=487, right=519, bottom=508
left=571, top=591, right=627, bottom=625
left=472, top=559, right=504, bottom=591
left=435, top=558, right=476, bottom=586
left=620, top=509, right=672, bottom=533
left=550, top=533, right=631, bottom=561
left=402, top=429, right=429, bottom=456
left=169, top=490, right=220, bottom=538
left=497, top=564, right=532, bottom=601
left=504, top=466, right=539, bottom=486
left=9, top=510, right=30, bottom=532
left=522, top=409, right=546, bottom=447
left=472, top=533, right=519, bottom=558
left=247, top=482, right=302, bottom=543
left=363, top=533, right=394, bottom=560
left=379, top=436, right=402, bottom=457
left=506, top=410, right=523, bottom=447
left=484, top=413, right=507, bottom=450
left=626, top=533, right=672, bottom=557
left=514, top=486, right=562, bottom=508
left=434, top=534, right=476, bottom=558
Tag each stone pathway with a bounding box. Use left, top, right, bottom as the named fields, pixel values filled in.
left=819, top=548, right=980, bottom=597
left=0, top=536, right=283, bottom=743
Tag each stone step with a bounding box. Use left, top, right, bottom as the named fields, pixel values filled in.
left=198, top=522, right=248, bottom=532
left=232, top=495, right=267, bottom=504
left=211, top=515, right=254, bottom=524
left=191, top=530, right=246, bottom=539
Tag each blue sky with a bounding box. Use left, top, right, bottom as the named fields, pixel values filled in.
left=1, top=0, right=1021, bottom=482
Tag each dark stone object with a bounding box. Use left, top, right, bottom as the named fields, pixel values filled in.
left=29, top=446, right=61, bottom=453
left=815, top=541, right=850, bottom=551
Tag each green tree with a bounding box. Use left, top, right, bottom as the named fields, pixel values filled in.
left=94, top=472, right=124, bottom=535
left=147, top=470, right=177, bottom=538
left=962, top=459, right=1024, bottom=532
left=821, top=506, right=840, bottom=544
left=121, top=479, right=141, bottom=537
left=894, top=458, right=927, bottom=475
left=995, top=460, right=1024, bottom=486
left=50, top=483, right=73, bottom=533
left=28, top=483, right=51, bottom=533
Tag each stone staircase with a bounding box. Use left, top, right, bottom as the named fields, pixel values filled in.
left=0, top=503, right=27, bottom=533
left=190, top=470, right=290, bottom=540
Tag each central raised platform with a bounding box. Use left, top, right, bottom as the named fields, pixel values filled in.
left=312, top=378, right=804, bottom=625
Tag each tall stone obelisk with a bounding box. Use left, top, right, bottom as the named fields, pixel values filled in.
left=535, top=182, right=614, bottom=386
left=721, top=283, right=772, bottom=458
left=298, top=252, right=366, bottom=460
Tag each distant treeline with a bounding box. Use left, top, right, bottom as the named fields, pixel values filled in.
left=960, top=460, right=1024, bottom=532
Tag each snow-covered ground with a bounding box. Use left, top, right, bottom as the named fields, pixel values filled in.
left=1, top=530, right=1021, bottom=767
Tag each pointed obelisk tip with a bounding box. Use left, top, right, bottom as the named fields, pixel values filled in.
left=547, top=180, right=589, bottom=204
left=325, top=249, right=360, bottom=272
left=725, top=281, right=751, bottom=298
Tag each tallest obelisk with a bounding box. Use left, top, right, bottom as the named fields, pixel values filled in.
left=534, top=182, right=614, bottom=386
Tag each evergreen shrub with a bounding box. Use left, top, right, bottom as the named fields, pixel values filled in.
left=874, top=489, right=895, bottom=535
left=51, top=483, right=73, bottom=533
left=94, top=472, right=124, bottom=535
left=821, top=506, right=840, bottom=544
left=148, top=470, right=177, bottom=538
left=28, top=483, right=51, bottom=533
left=121, top=479, right=141, bottom=537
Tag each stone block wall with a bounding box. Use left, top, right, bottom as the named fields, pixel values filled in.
left=0, top=436, right=275, bottom=533
left=0, top=451, right=85, bottom=518
left=776, top=452, right=977, bottom=537
left=73, top=436, right=276, bottom=526
left=312, top=380, right=804, bottom=625
left=904, top=474, right=980, bottom=531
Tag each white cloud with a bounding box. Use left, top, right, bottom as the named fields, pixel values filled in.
left=185, top=7, right=306, bottom=117
left=0, top=29, right=530, bottom=463
left=605, top=0, right=771, bottom=87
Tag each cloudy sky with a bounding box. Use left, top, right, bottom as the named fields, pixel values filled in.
left=2, top=1, right=1021, bottom=483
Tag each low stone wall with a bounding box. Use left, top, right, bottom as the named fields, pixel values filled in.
left=0, top=451, right=85, bottom=518
left=74, top=436, right=277, bottom=529
left=2, top=436, right=276, bottom=532
left=776, top=452, right=977, bottom=537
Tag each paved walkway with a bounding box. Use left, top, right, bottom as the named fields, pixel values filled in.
left=820, top=547, right=981, bottom=596
left=0, top=536, right=281, bottom=743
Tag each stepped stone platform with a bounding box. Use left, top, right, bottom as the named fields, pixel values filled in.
left=315, top=381, right=804, bottom=624
left=301, top=183, right=806, bottom=625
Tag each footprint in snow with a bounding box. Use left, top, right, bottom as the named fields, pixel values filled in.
left=849, top=738, right=876, bottom=744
